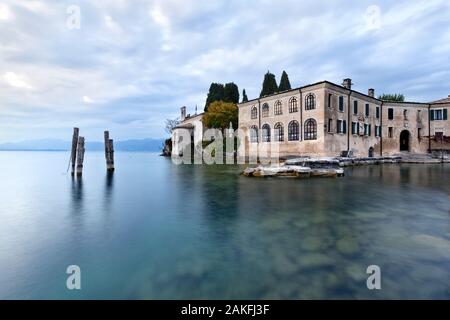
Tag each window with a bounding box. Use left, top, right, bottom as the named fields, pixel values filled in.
left=375, top=125, right=381, bottom=137
left=262, top=103, right=269, bottom=117
left=288, top=120, right=299, bottom=141
left=250, top=126, right=258, bottom=143
left=274, top=100, right=282, bottom=115
left=388, top=127, right=393, bottom=138
left=251, top=106, right=257, bottom=119
left=289, top=97, right=298, bottom=113
left=327, top=119, right=333, bottom=133
left=351, top=122, right=357, bottom=135
left=364, top=124, right=371, bottom=136
left=337, top=120, right=347, bottom=134
left=430, top=109, right=448, bottom=121
left=339, top=96, right=344, bottom=112
left=274, top=122, right=284, bottom=141
left=365, top=104, right=370, bottom=117
left=376, top=106, right=380, bottom=119
left=304, top=118, right=317, bottom=140
left=403, top=109, right=408, bottom=120
left=388, top=108, right=394, bottom=120
left=328, top=94, right=332, bottom=108
left=353, top=101, right=358, bottom=115
left=418, top=128, right=421, bottom=140
left=262, top=124, right=271, bottom=142
left=305, top=94, right=316, bottom=110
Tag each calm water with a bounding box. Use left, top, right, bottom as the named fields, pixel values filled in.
left=0, top=151, right=449, bottom=299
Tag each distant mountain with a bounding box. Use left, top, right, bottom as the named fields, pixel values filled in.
left=0, top=138, right=165, bottom=152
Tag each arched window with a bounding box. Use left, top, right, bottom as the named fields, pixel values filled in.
left=274, top=122, right=284, bottom=142
left=262, top=103, right=269, bottom=117
left=250, top=125, right=258, bottom=143
left=305, top=93, right=316, bottom=110
left=274, top=100, right=282, bottom=115
left=251, top=106, right=258, bottom=119
left=304, top=118, right=317, bottom=140
left=262, top=124, right=271, bottom=142
left=289, top=97, right=298, bottom=113
left=288, top=120, right=299, bottom=141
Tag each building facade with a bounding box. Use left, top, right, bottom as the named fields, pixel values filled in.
left=171, top=106, right=204, bottom=157
left=238, top=78, right=449, bottom=158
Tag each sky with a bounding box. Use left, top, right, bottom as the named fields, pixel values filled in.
left=0, top=0, right=450, bottom=143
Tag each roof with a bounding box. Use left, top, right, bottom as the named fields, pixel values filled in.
left=237, top=79, right=450, bottom=107
left=430, top=96, right=450, bottom=104
left=173, top=123, right=194, bottom=130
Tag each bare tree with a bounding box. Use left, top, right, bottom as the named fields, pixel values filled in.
left=165, top=118, right=180, bottom=135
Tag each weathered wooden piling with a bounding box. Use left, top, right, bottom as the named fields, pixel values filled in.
left=70, top=128, right=79, bottom=176
left=104, top=131, right=115, bottom=171
left=76, top=137, right=85, bottom=176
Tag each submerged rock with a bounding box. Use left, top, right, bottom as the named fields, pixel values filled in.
left=242, top=164, right=343, bottom=178
left=296, top=253, right=335, bottom=270
left=336, top=238, right=360, bottom=256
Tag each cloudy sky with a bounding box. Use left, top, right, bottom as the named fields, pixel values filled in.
left=0, top=0, right=449, bottom=142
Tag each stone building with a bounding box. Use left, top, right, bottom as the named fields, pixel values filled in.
left=171, top=106, right=204, bottom=157
left=238, top=78, right=449, bottom=158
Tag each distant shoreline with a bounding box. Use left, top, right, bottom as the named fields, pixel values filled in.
left=0, top=149, right=161, bottom=152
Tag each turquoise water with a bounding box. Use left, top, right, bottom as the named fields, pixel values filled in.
left=0, top=151, right=449, bottom=299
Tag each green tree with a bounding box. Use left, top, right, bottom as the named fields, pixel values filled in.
left=278, top=70, right=292, bottom=91
left=242, top=89, right=248, bottom=103
left=260, top=71, right=278, bottom=97
left=378, top=94, right=405, bottom=102
left=202, top=101, right=238, bottom=130
left=223, top=82, right=240, bottom=104
left=205, top=83, right=225, bottom=111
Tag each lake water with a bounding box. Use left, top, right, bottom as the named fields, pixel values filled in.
left=0, top=151, right=449, bottom=299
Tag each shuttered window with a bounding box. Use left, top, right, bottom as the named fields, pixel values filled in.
left=431, top=109, right=448, bottom=120
left=339, top=96, right=344, bottom=112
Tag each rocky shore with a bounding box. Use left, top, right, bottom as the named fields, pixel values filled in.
left=242, top=158, right=345, bottom=178
left=242, top=154, right=449, bottom=178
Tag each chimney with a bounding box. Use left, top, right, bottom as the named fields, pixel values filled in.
left=368, top=88, right=375, bottom=98
left=180, top=106, right=186, bottom=121
left=342, top=78, right=352, bottom=90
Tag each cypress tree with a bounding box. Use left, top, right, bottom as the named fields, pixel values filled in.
left=260, top=71, right=278, bottom=97
left=278, top=70, right=292, bottom=91
left=205, top=83, right=225, bottom=111
left=242, top=89, right=248, bottom=103
left=223, top=82, right=240, bottom=104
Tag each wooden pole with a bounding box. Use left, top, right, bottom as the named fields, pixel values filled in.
left=70, top=128, right=79, bottom=176
left=76, top=136, right=85, bottom=176
left=108, top=139, right=114, bottom=171
left=104, top=131, right=115, bottom=171
left=104, top=130, right=110, bottom=163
